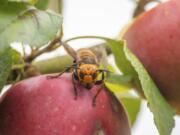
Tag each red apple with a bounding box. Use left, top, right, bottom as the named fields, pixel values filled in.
left=0, top=73, right=131, bottom=135
left=123, top=0, right=180, bottom=113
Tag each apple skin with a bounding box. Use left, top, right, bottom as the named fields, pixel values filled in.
left=123, top=0, right=180, bottom=113
left=0, top=73, right=131, bottom=135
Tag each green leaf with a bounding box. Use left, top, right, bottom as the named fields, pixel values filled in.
left=0, top=49, right=13, bottom=92
left=0, top=2, right=63, bottom=52
left=106, top=82, right=131, bottom=93
left=106, top=40, right=136, bottom=76
left=106, top=73, right=133, bottom=85
left=35, top=0, right=49, bottom=10
left=106, top=64, right=116, bottom=73
left=106, top=39, right=141, bottom=89
left=124, top=44, right=175, bottom=135
left=120, top=96, right=141, bottom=125
left=0, top=2, right=27, bottom=32
left=105, top=74, right=133, bottom=92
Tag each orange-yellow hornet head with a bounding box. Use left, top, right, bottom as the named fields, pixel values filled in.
left=76, top=64, right=99, bottom=89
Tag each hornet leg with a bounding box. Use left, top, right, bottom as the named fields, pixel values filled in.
left=92, top=84, right=104, bottom=106
left=47, top=66, right=72, bottom=79
left=93, top=71, right=105, bottom=106
left=72, top=73, right=78, bottom=100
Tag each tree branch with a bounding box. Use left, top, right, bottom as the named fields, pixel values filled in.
left=25, top=37, right=61, bottom=63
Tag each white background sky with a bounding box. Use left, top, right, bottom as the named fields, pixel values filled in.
left=60, top=0, right=180, bottom=134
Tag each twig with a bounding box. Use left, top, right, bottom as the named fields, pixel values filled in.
left=25, top=37, right=61, bottom=63
left=133, top=0, right=161, bottom=17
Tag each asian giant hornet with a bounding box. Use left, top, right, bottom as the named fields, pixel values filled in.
left=48, top=41, right=109, bottom=106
